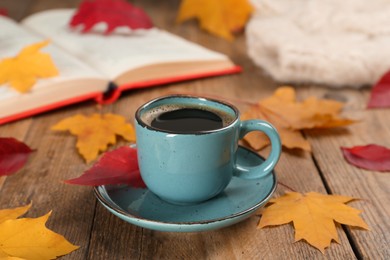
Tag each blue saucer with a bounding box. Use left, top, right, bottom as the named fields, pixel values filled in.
left=94, top=146, right=277, bottom=232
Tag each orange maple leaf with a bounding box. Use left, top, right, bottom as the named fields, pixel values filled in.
left=0, top=40, right=58, bottom=93
left=177, top=0, right=253, bottom=40
left=51, top=113, right=135, bottom=163
left=259, top=192, right=368, bottom=253
left=242, top=87, right=356, bottom=151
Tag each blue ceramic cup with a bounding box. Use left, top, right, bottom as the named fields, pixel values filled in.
left=135, top=95, right=281, bottom=205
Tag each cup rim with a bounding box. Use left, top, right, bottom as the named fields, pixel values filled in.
left=135, top=94, right=239, bottom=135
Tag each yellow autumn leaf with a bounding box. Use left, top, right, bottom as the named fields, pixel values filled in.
left=177, top=0, right=253, bottom=40
left=0, top=212, right=78, bottom=260
left=51, top=113, right=136, bottom=163
left=259, top=192, right=369, bottom=253
left=0, top=203, right=31, bottom=223
left=242, top=86, right=355, bottom=151
left=0, top=250, right=25, bottom=260
left=0, top=40, right=58, bottom=93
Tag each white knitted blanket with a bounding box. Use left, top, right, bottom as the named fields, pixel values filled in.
left=246, top=0, right=390, bottom=87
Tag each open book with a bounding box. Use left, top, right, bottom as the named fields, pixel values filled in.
left=0, top=9, right=240, bottom=125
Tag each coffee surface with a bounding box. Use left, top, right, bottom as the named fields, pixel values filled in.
left=151, top=108, right=223, bottom=133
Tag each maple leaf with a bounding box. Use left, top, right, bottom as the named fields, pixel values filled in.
left=259, top=192, right=369, bottom=253
left=242, top=104, right=311, bottom=151
left=0, top=203, right=31, bottom=223
left=177, top=0, right=253, bottom=40
left=367, top=70, right=390, bottom=108
left=65, top=146, right=145, bottom=187
left=0, top=205, right=78, bottom=259
left=341, top=144, right=390, bottom=172
left=70, top=0, right=153, bottom=34
left=0, top=41, right=58, bottom=92
left=242, top=87, right=355, bottom=151
left=0, top=137, right=34, bottom=177
left=51, top=113, right=135, bottom=163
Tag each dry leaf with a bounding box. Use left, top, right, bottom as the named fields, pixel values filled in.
left=0, top=203, right=31, bottom=224
left=242, top=87, right=355, bottom=151
left=0, top=41, right=58, bottom=92
left=177, top=0, right=253, bottom=40
left=0, top=137, right=35, bottom=177
left=260, top=87, right=355, bottom=130
left=0, top=204, right=78, bottom=259
left=52, top=113, right=135, bottom=163
left=259, top=192, right=369, bottom=253
left=70, top=0, right=153, bottom=34
left=367, top=70, right=390, bottom=108
left=242, top=104, right=311, bottom=151
left=341, top=144, right=390, bottom=172
left=65, top=146, right=145, bottom=187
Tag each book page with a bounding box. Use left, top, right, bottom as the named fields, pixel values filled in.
left=21, top=9, right=232, bottom=80
left=0, top=15, right=107, bottom=103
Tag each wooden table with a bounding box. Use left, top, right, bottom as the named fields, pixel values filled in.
left=1, top=0, right=389, bottom=259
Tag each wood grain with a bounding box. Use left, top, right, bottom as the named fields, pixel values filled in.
left=0, top=0, right=388, bottom=259
left=302, top=86, right=390, bottom=259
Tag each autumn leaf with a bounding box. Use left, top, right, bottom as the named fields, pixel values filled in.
left=259, top=192, right=368, bottom=253
left=0, top=41, right=58, bottom=92
left=0, top=203, right=31, bottom=223
left=341, top=144, right=390, bottom=171
left=0, top=8, right=7, bottom=16
left=65, top=146, right=145, bottom=187
left=177, top=0, right=253, bottom=40
left=52, top=113, right=135, bottom=163
left=367, top=70, right=390, bottom=108
left=242, top=104, right=311, bottom=151
left=70, top=0, right=153, bottom=34
left=0, top=137, right=34, bottom=177
left=0, top=205, right=79, bottom=259
left=242, top=87, right=355, bottom=151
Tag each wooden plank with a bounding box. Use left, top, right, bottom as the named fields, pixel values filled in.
left=302, top=86, right=390, bottom=259
left=25, top=0, right=81, bottom=15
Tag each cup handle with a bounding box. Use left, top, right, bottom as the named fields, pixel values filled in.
left=234, top=120, right=281, bottom=179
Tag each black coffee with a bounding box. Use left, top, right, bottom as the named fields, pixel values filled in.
left=151, top=108, right=223, bottom=133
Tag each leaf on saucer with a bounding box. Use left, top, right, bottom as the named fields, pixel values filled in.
left=341, top=144, right=390, bottom=172
left=177, top=0, right=253, bottom=40
left=367, top=70, right=390, bottom=108
left=0, top=204, right=79, bottom=259
left=51, top=113, right=135, bottom=163
left=259, top=192, right=369, bottom=253
left=70, top=0, right=153, bottom=34
left=0, top=40, right=58, bottom=92
left=242, top=87, right=356, bottom=151
left=65, top=146, right=145, bottom=188
left=0, top=137, right=34, bottom=177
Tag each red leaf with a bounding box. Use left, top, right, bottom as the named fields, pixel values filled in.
left=341, top=144, right=390, bottom=172
left=0, top=137, right=34, bottom=176
left=65, top=146, right=146, bottom=188
left=0, top=8, right=8, bottom=16
left=367, top=70, right=390, bottom=108
left=69, top=0, right=153, bottom=34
